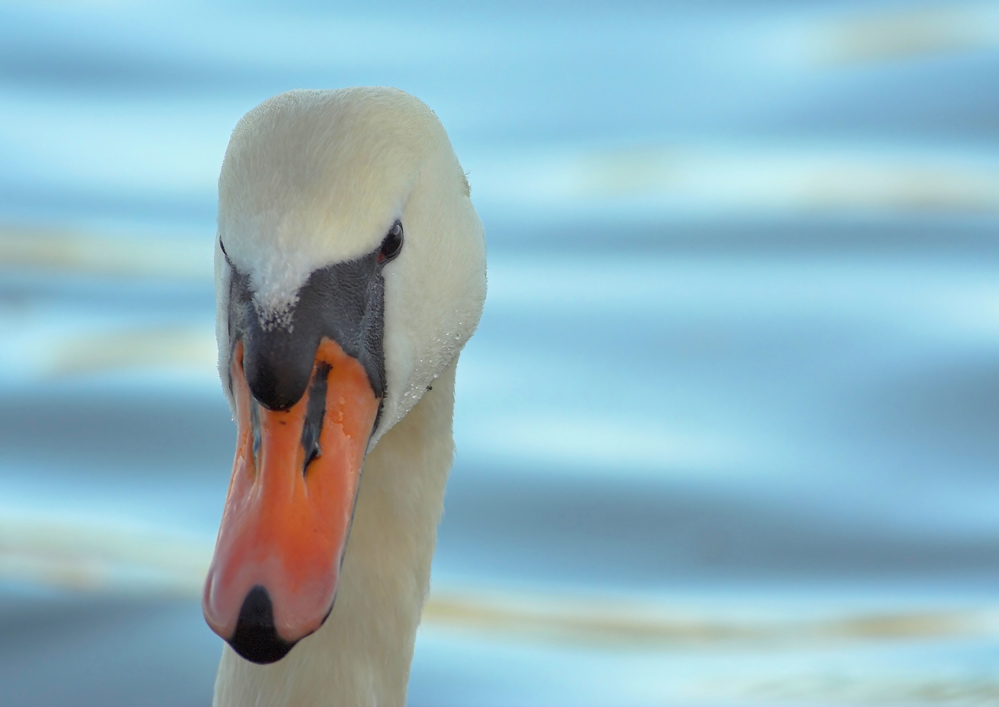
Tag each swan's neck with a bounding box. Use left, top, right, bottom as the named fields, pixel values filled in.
left=213, top=360, right=458, bottom=707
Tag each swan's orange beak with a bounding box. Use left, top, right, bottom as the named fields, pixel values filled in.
left=202, top=338, right=380, bottom=664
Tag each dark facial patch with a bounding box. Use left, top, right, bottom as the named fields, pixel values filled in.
left=225, top=250, right=386, bottom=412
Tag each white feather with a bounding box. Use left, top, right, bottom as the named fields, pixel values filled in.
left=212, top=87, right=486, bottom=706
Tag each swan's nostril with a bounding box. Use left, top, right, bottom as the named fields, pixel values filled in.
left=228, top=585, right=297, bottom=664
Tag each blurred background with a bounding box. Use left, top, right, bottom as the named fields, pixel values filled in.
left=1, top=1, right=998, bottom=705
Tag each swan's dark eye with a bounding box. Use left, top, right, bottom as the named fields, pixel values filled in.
left=378, top=221, right=403, bottom=265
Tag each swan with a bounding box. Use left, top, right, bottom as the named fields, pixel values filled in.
left=201, top=87, right=487, bottom=706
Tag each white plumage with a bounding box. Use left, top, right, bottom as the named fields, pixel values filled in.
left=209, top=87, right=486, bottom=706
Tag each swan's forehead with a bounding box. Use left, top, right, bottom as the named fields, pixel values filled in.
left=217, top=88, right=439, bottom=311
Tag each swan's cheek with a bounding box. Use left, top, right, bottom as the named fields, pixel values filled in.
left=202, top=339, right=380, bottom=664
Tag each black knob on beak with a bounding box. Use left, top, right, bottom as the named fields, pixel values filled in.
left=228, top=585, right=296, bottom=664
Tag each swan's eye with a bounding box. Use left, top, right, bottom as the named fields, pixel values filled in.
left=378, top=221, right=403, bottom=265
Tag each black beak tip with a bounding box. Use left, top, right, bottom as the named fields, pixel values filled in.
left=228, top=585, right=297, bottom=665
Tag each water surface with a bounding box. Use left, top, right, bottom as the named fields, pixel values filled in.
left=1, top=2, right=997, bottom=705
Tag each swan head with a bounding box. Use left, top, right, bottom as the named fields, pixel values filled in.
left=202, top=88, right=486, bottom=664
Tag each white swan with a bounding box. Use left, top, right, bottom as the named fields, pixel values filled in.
left=201, top=87, right=487, bottom=707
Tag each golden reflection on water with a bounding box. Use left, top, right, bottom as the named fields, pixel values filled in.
left=1, top=513, right=995, bottom=649
left=0, top=226, right=210, bottom=279
left=813, top=4, right=999, bottom=65
left=2, top=514, right=997, bottom=705
left=735, top=674, right=999, bottom=706
left=42, top=327, right=215, bottom=377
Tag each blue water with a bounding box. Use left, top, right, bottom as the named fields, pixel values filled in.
left=1, top=2, right=998, bottom=705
